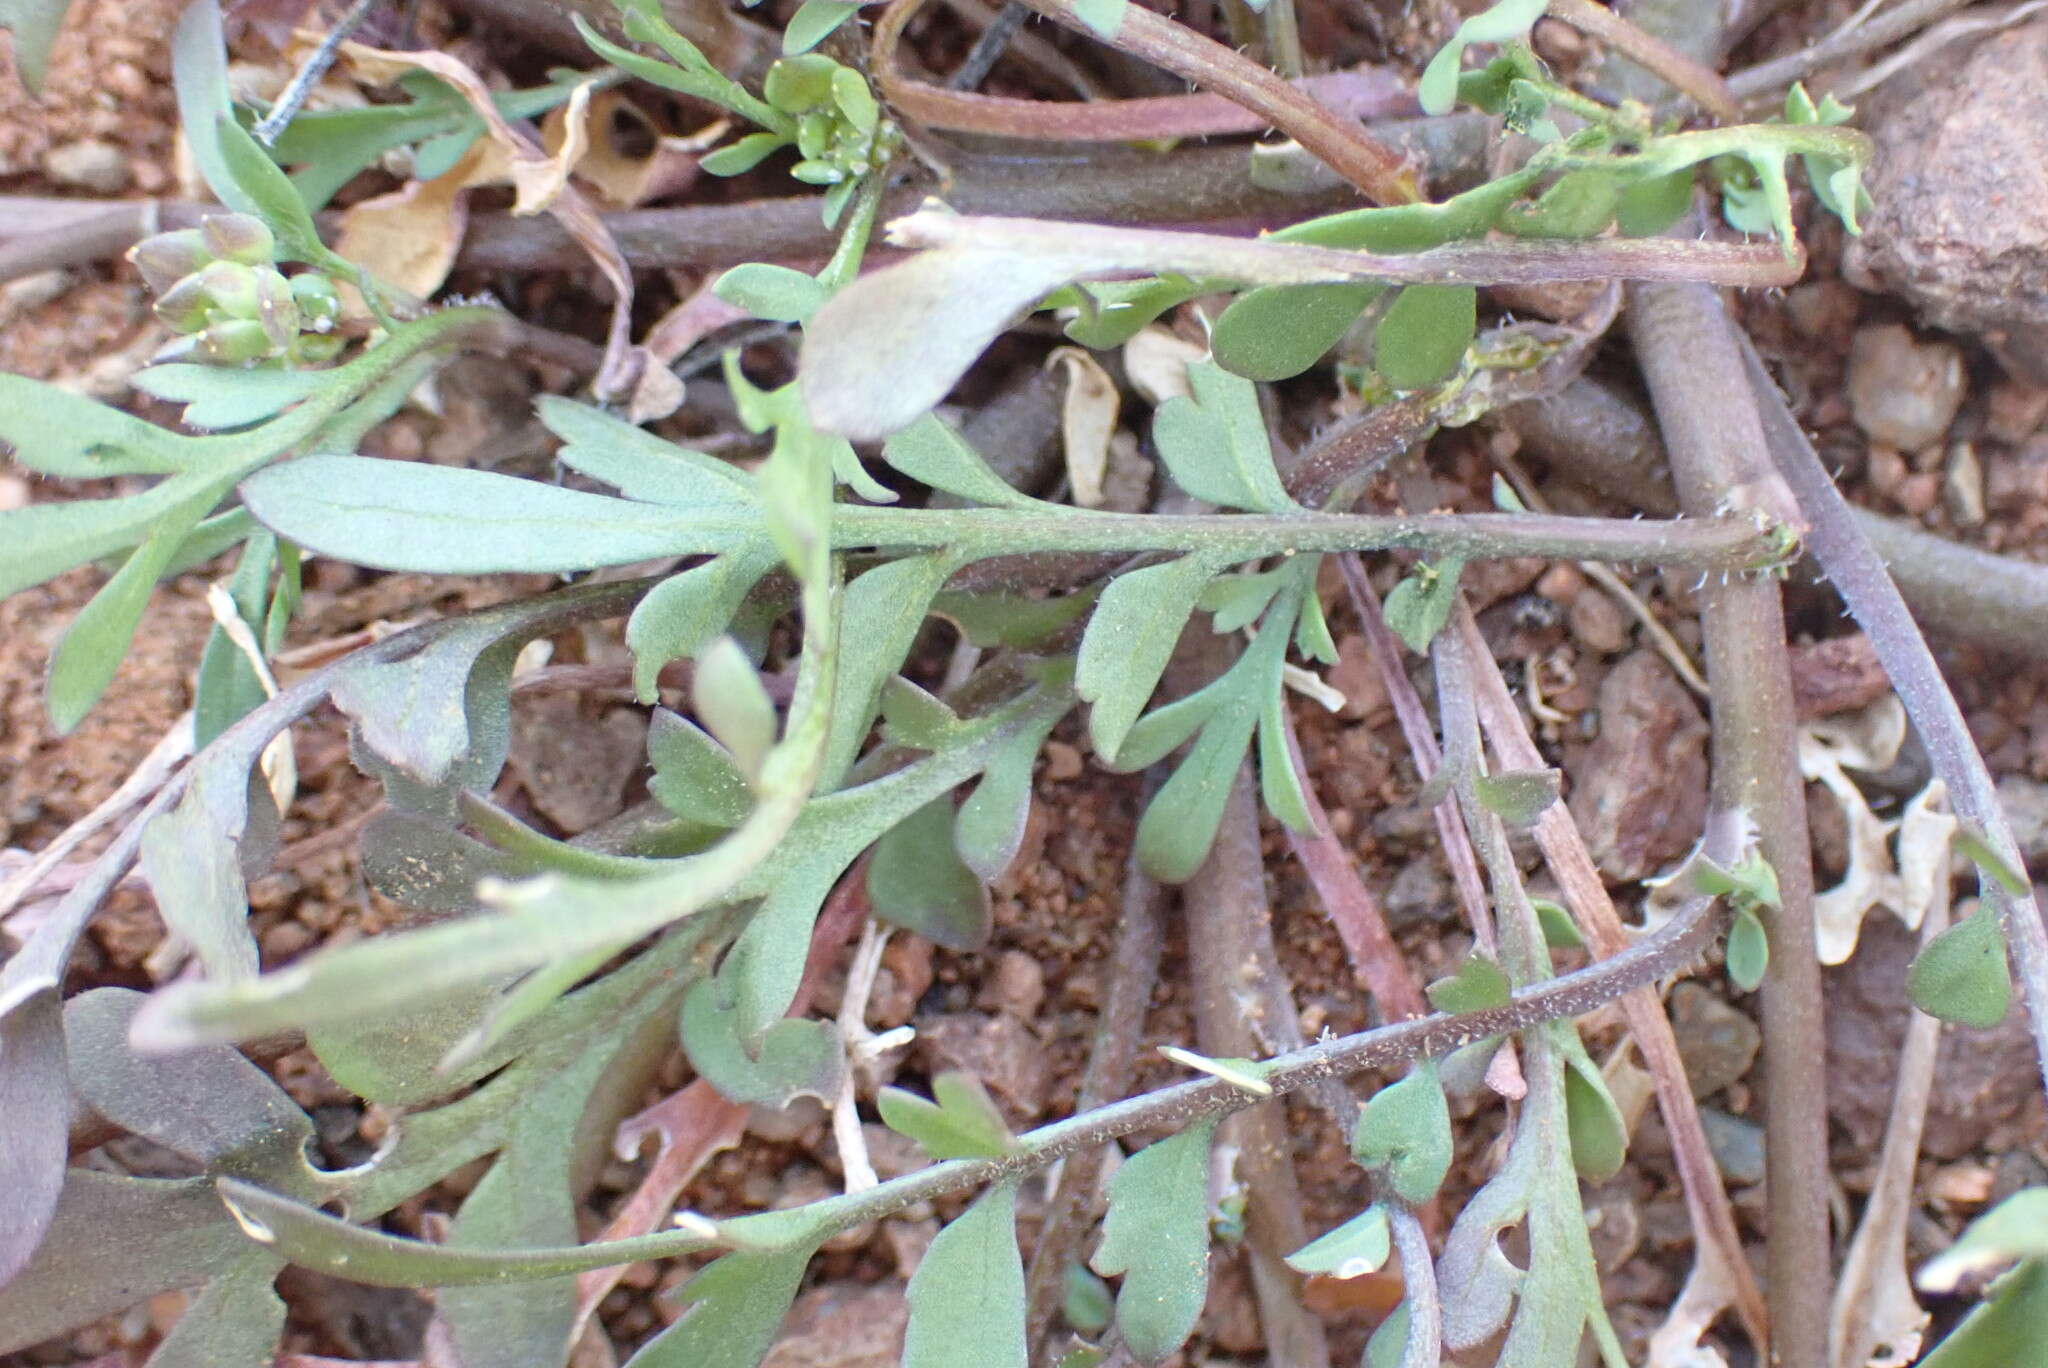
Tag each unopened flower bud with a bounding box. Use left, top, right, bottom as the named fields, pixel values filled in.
left=289, top=273, right=343, bottom=330
left=193, top=260, right=264, bottom=320
left=289, top=331, right=346, bottom=365
left=251, top=266, right=300, bottom=349
left=127, top=229, right=210, bottom=295
left=196, top=318, right=280, bottom=365
left=152, top=271, right=217, bottom=332
left=200, top=213, right=276, bottom=266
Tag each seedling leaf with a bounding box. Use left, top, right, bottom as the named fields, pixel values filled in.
left=1427, top=954, right=1512, bottom=1014
left=1285, top=1204, right=1391, bottom=1277
left=1091, top=1119, right=1218, bottom=1364
left=878, top=1070, right=1018, bottom=1160
left=903, top=1182, right=1028, bottom=1368
left=1909, top=906, right=2012, bottom=1029
left=1352, top=1059, right=1454, bottom=1203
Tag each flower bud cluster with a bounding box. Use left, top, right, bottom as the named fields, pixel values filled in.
left=127, top=214, right=346, bottom=366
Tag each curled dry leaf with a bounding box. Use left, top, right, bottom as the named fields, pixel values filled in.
left=1800, top=695, right=1959, bottom=964
left=334, top=139, right=493, bottom=301
left=543, top=90, right=715, bottom=210
left=334, top=44, right=648, bottom=400
left=1047, top=347, right=1118, bottom=509
left=1122, top=325, right=1207, bottom=406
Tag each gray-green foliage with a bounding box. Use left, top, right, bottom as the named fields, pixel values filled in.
left=0, top=1, right=1906, bottom=1364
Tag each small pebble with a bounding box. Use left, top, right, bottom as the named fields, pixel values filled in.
left=1041, top=739, right=1083, bottom=782
left=1848, top=324, right=1966, bottom=451
left=1567, top=586, right=1631, bottom=655
left=1987, top=379, right=2048, bottom=445
left=43, top=138, right=130, bottom=193
left=1699, top=1108, right=1766, bottom=1187
left=1945, top=441, right=1987, bottom=526
left=1668, top=980, right=1761, bottom=1098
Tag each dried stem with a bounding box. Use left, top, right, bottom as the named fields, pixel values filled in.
left=1741, top=335, right=2048, bottom=1107
left=1548, top=0, right=1741, bottom=121
left=1724, top=0, right=1974, bottom=101
left=1007, top=0, right=1419, bottom=203
left=1629, top=280, right=1829, bottom=1368
left=1021, top=844, right=1165, bottom=1359
left=1453, top=603, right=1770, bottom=1351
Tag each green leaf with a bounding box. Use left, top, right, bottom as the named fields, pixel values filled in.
left=649, top=709, right=755, bottom=829
left=956, top=723, right=1052, bottom=882
left=1060, top=277, right=1202, bottom=349
left=0, top=371, right=195, bottom=475
left=715, top=262, right=828, bottom=323
left=132, top=363, right=324, bottom=432
left=1560, top=1032, right=1628, bottom=1182
left=0, top=0, right=75, bottom=93
left=702, top=130, right=789, bottom=175
left=1071, top=0, right=1126, bottom=37
left=1919, top=1259, right=2048, bottom=1368
left=1417, top=0, right=1547, bottom=115
left=1616, top=168, right=1695, bottom=237
left=1909, top=906, right=2013, bottom=1029
left=877, top=677, right=963, bottom=751
left=1957, top=824, right=2032, bottom=897
left=1135, top=706, right=1257, bottom=883
left=192, top=531, right=276, bottom=748
left=627, top=549, right=779, bottom=702
left=1922, top=1189, right=2048, bottom=1293
left=680, top=978, right=845, bottom=1107
left=1352, top=1060, right=1453, bottom=1204
left=903, top=1183, right=1028, bottom=1368
left=782, top=0, right=861, bottom=52
left=540, top=395, right=755, bottom=507
left=1151, top=362, right=1292, bottom=512
left=1381, top=557, right=1465, bottom=654
left=240, top=455, right=718, bottom=572
left=882, top=413, right=1047, bottom=510
left=1473, top=767, right=1561, bottom=827
left=48, top=495, right=212, bottom=732
left=867, top=795, right=991, bottom=951
left=625, top=1243, right=818, bottom=1368
left=573, top=13, right=787, bottom=136
left=143, top=1252, right=286, bottom=1368
left=1078, top=555, right=1215, bottom=762
left=1063, top=1261, right=1114, bottom=1335
left=821, top=553, right=949, bottom=790
left=1285, top=1204, right=1391, bottom=1277
left=933, top=588, right=1095, bottom=647
left=1374, top=284, right=1476, bottom=390
left=1365, top=1300, right=1412, bottom=1368
left=1212, top=283, right=1379, bottom=382
left=1427, top=954, right=1511, bottom=1014
left=1532, top=898, right=1584, bottom=950
left=693, top=636, right=778, bottom=781
left=1091, top=1119, right=1218, bottom=1364
left=1726, top=903, right=1769, bottom=992
left=1499, top=169, right=1620, bottom=239
left=878, top=1070, right=1018, bottom=1160
left=1257, top=683, right=1316, bottom=835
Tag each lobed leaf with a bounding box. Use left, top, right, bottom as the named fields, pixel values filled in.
left=1077, top=555, right=1217, bottom=762
left=1090, top=1119, right=1218, bottom=1364
left=1352, top=1059, right=1454, bottom=1204
left=878, top=1070, right=1017, bottom=1160
left=680, top=978, right=846, bottom=1108
left=867, top=795, right=991, bottom=951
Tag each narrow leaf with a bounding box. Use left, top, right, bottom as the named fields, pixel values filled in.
left=540, top=395, right=755, bottom=507
left=625, top=1243, right=817, bottom=1368
left=1078, top=555, right=1214, bottom=762
left=648, top=709, right=754, bottom=829
left=693, top=636, right=777, bottom=781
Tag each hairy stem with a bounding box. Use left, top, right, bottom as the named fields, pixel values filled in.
left=1741, top=336, right=2048, bottom=1106
left=218, top=873, right=1731, bottom=1287
left=1629, top=281, right=1828, bottom=1368
left=1549, top=0, right=1740, bottom=121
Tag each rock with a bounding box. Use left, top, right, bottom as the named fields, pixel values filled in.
left=1667, top=981, right=1761, bottom=1099
left=1787, top=633, right=1890, bottom=720
left=1326, top=632, right=1392, bottom=722
left=1567, top=585, right=1631, bottom=655
left=763, top=1284, right=908, bottom=1368
left=506, top=694, right=648, bottom=834
left=43, top=138, right=130, bottom=193
left=1566, top=651, right=1709, bottom=882
left=1847, top=325, right=1967, bottom=452
left=917, top=1012, right=1050, bottom=1120
left=1826, top=914, right=2047, bottom=1159
left=1945, top=441, right=1987, bottom=526
left=977, top=949, right=1046, bottom=1020
left=1996, top=775, right=2048, bottom=872
left=1844, top=19, right=2048, bottom=380
left=1987, top=379, right=2048, bottom=445
left=1698, top=1108, right=1766, bottom=1187
left=1383, top=854, right=1453, bottom=929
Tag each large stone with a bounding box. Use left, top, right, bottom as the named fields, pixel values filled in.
left=1844, top=19, right=2048, bottom=380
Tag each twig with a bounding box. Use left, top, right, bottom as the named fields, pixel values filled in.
left=1629, top=280, right=1828, bottom=1368
left=1724, top=0, right=1974, bottom=101
left=1824, top=0, right=2048, bottom=102
left=1337, top=556, right=1496, bottom=951
left=945, top=0, right=1029, bottom=90
left=1741, top=334, right=2048, bottom=1108
left=1021, top=843, right=1166, bottom=1359
left=1184, top=768, right=1332, bottom=1368
left=1278, top=710, right=1431, bottom=1021
left=1454, top=604, right=1770, bottom=1352
left=1005, top=0, right=1420, bottom=203
left=253, top=0, right=380, bottom=146
left=220, top=868, right=1735, bottom=1286
left=876, top=0, right=1414, bottom=143
left=1548, top=0, right=1741, bottom=121
left=1505, top=374, right=2048, bottom=661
